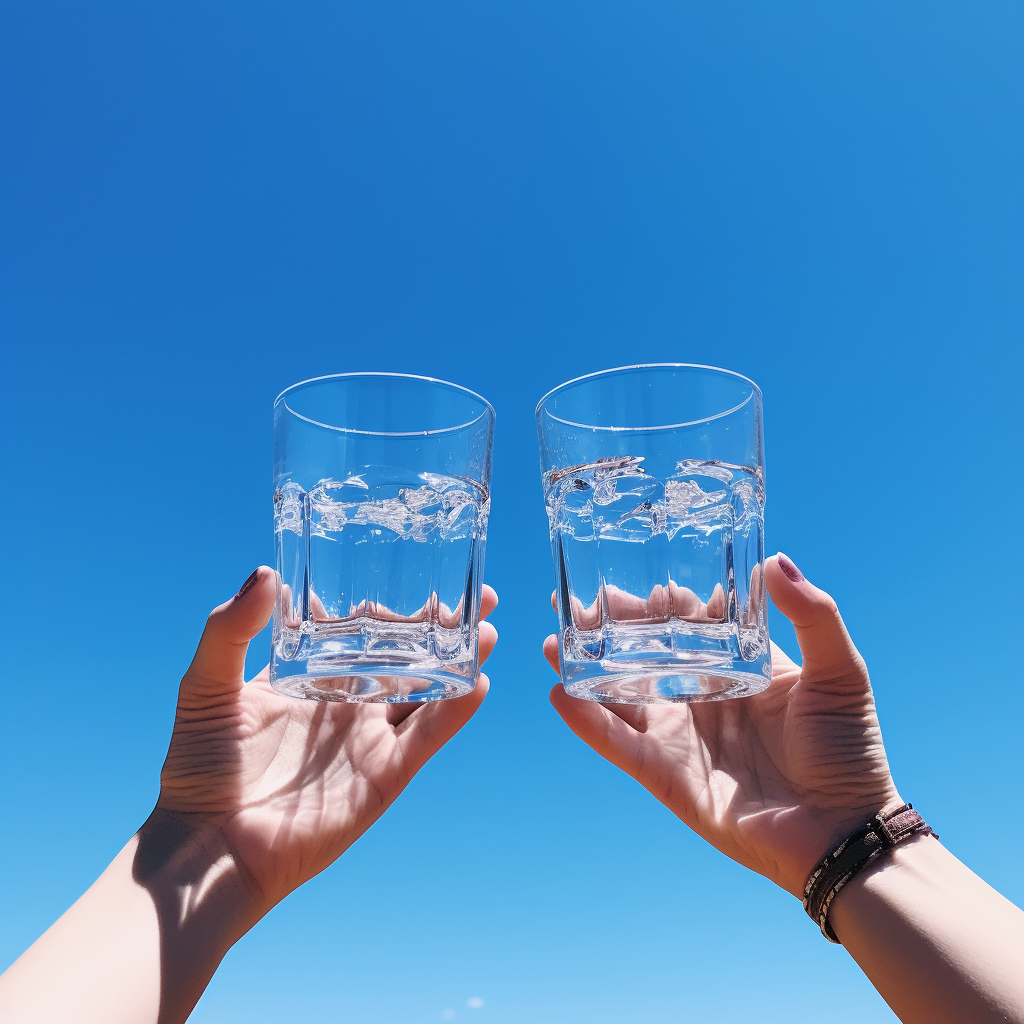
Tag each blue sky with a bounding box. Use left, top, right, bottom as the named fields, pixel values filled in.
left=1, top=3, right=1021, bottom=1022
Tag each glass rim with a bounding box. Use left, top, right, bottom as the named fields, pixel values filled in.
left=535, top=362, right=761, bottom=432
left=275, top=372, right=496, bottom=438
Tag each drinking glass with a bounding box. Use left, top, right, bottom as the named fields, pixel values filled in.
left=537, top=364, right=770, bottom=704
left=271, top=373, right=494, bottom=703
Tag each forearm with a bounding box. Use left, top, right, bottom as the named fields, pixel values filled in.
left=0, top=811, right=263, bottom=1024
left=829, top=835, right=1024, bottom=1024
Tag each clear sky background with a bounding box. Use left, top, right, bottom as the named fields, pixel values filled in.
left=1, top=3, right=1021, bottom=1022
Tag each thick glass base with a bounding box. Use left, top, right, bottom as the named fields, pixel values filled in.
left=270, top=664, right=475, bottom=703
left=271, top=618, right=477, bottom=703
left=559, top=624, right=771, bottom=704
left=562, top=666, right=770, bottom=704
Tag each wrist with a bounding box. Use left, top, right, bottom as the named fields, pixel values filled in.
left=134, top=808, right=267, bottom=948
left=763, top=793, right=905, bottom=899
left=826, top=830, right=938, bottom=938
left=801, top=802, right=935, bottom=941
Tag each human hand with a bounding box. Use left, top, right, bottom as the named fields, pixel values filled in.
left=545, top=553, right=900, bottom=898
left=155, top=568, right=498, bottom=914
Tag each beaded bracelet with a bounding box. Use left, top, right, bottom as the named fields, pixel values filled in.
left=803, top=803, right=937, bottom=943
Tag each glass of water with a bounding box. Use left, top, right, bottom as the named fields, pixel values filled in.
left=537, top=364, right=770, bottom=704
left=271, top=373, right=494, bottom=703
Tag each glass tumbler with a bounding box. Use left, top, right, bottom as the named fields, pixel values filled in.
left=537, top=364, right=770, bottom=704
left=271, top=373, right=494, bottom=703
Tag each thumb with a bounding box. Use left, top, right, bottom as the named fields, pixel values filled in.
left=764, top=553, right=866, bottom=684
left=180, top=566, right=276, bottom=699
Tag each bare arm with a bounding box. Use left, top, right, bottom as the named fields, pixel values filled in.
left=831, top=835, right=1024, bottom=1024
left=546, top=553, right=1024, bottom=1024
left=0, top=814, right=258, bottom=1024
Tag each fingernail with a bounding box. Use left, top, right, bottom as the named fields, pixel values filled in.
left=776, top=552, right=804, bottom=583
left=236, top=567, right=262, bottom=598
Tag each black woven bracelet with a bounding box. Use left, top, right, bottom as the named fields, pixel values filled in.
left=802, top=803, right=937, bottom=943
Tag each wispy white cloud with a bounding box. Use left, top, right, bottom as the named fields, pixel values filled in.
left=441, top=1010, right=456, bottom=1021
left=467, top=997, right=484, bottom=1010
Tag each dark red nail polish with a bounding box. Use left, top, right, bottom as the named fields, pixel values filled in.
left=777, top=552, right=804, bottom=583
left=236, top=567, right=262, bottom=598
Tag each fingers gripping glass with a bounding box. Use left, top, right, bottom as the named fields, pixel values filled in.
left=536, top=364, right=771, bottom=704
left=271, top=373, right=495, bottom=703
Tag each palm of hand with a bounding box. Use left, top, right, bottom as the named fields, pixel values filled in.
left=548, top=557, right=900, bottom=897
left=155, top=574, right=496, bottom=910
left=618, top=641, right=897, bottom=896
left=159, top=677, right=423, bottom=905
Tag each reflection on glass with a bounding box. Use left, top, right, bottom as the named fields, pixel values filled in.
left=538, top=365, right=771, bottom=704
left=272, top=374, right=494, bottom=704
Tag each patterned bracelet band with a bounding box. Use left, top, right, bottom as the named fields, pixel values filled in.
left=802, top=803, right=937, bottom=943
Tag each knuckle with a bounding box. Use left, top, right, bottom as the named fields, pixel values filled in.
left=809, top=590, right=840, bottom=621
left=850, top=649, right=869, bottom=680
left=205, top=600, right=232, bottom=631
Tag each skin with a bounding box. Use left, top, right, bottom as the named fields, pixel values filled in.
left=2, top=555, right=1022, bottom=1023
left=157, top=570, right=499, bottom=910
left=545, top=555, right=899, bottom=896
left=546, top=553, right=1024, bottom=1024
left=0, top=569, right=499, bottom=1024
